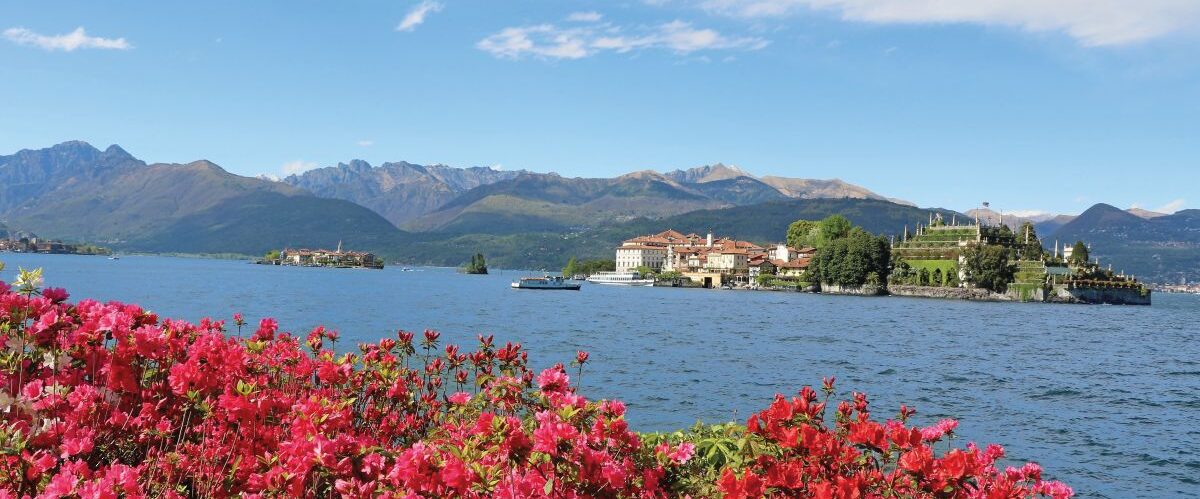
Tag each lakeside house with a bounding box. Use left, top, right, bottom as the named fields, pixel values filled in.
left=614, top=229, right=811, bottom=287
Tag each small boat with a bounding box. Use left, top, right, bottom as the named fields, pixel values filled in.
left=511, top=274, right=582, bottom=290
left=586, top=271, right=654, bottom=286
left=108, top=256, right=120, bottom=260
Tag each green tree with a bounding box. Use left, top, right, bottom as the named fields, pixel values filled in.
left=563, top=256, right=579, bottom=277
left=819, top=215, right=853, bottom=244
left=635, top=265, right=656, bottom=278
left=811, top=227, right=890, bottom=287
left=264, top=249, right=281, bottom=261
left=577, top=259, right=615, bottom=275
left=465, top=253, right=489, bottom=274
left=962, top=245, right=1015, bottom=292
left=931, top=268, right=942, bottom=287
left=1017, top=222, right=1043, bottom=259
left=918, top=267, right=930, bottom=286
left=1070, top=241, right=1089, bottom=265
left=786, top=220, right=821, bottom=249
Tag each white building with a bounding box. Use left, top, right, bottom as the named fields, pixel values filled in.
left=615, top=245, right=667, bottom=273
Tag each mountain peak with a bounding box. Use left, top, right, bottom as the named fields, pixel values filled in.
left=663, top=163, right=753, bottom=184
left=53, top=140, right=99, bottom=151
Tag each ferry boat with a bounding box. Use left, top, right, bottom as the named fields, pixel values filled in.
left=511, top=274, right=582, bottom=290
left=585, top=271, right=655, bottom=286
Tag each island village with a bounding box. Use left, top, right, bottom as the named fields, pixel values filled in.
left=605, top=213, right=1151, bottom=305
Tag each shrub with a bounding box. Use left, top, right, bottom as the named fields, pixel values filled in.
left=0, top=270, right=1072, bottom=498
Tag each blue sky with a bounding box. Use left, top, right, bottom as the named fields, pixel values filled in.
left=1, top=0, right=1197, bottom=215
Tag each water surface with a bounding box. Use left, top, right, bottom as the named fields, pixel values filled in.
left=1, top=254, right=1197, bottom=498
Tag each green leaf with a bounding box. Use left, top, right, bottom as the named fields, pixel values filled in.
left=544, top=478, right=554, bottom=495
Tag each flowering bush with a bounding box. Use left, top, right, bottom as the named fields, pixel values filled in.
left=0, top=267, right=1071, bottom=498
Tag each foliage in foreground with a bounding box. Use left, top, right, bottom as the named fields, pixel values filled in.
left=0, top=268, right=1071, bottom=498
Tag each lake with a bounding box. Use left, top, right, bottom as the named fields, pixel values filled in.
left=1, top=253, right=1197, bottom=498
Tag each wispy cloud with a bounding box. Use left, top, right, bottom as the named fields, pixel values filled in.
left=1154, top=198, right=1186, bottom=214
left=696, top=0, right=1200, bottom=46
left=356, top=140, right=374, bottom=147
left=3, top=26, right=132, bottom=51
left=478, top=19, right=768, bottom=60
left=281, top=160, right=318, bottom=176
left=397, top=1, right=443, bottom=32
left=567, top=11, right=604, bottom=22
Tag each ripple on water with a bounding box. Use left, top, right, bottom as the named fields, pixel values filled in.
left=2, top=255, right=1198, bottom=499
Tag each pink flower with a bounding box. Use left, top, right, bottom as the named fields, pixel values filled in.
left=537, top=367, right=570, bottom=394
left=448, top=392, right=471, bottom=405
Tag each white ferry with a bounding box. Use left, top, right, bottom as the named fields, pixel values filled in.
left=585, top=271, right=655, bottom=286
left=511, top=274, right=582, bottom=290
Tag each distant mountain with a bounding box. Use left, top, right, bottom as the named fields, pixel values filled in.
left=285, top=159, right=909, bottom=232
left=1046, top=203, right=1200, bottom=282
left=0, top=141, right=144, bottom=214
left=0, top=142, right=404, bottom=255
left=662, top=163, right=751, bottom=184
left=404, top=171, right=722, bottom=233
left=388, top=198, right=964, bottom=269
left=1127, top=207, right=1168, bottom=219
left=283, top=160, right=525, bottom=226
left=1034, top=214, right=1076, bottom=236
left=759, top=176, right=911, bottom=206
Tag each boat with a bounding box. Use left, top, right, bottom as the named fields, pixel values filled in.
left=511, top=274, right=582, bottom=290
left=585, top=271, right=655, bottom=286
left=108, top=256, right=120, bottom=260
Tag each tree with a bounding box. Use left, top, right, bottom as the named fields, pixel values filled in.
left=811, top=227, right=890, bottom=287
left=918, top=267, right=931, bottom=286
left=264, top=249, right=281, bottom=261
left=1017, top=222, right=1043, bottom=259
left=945, top=267, right=958, bottom=287
left=961, top=245, right=1015, bottom=292
left=1070, top=241, right=1089, bottom=265
left=931, top=268, right=943, bottom=287
left=465, top=253, right=488, bottom=274
left=819, top=215, right=853, bottom=244
left=635, top=265, right=656, bottom=278
left=562, top=257, right=579, bottom=277
left=786, top=220, right=821, bottom=249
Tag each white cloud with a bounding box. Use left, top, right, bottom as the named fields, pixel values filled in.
left=696, top=0, right=1200, bottom=46
left=1153, top=198, right=1186, bottom=214
left=397, top=1, right=443, bottom=32
left=3, top=26, right=132, bottom=51
left=356, top=140, right=374, bottom=147
left=567, top=11, right=604, bottom=22
left=478, top=19, right=767, bottom=60
left=281, top=160, right=318, bottom=176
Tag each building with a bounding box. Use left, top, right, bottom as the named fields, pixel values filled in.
left=615, top=244, right=667, bottom=273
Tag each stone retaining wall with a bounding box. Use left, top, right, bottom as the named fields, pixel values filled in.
left=887, top=285, right=1010, bottom=301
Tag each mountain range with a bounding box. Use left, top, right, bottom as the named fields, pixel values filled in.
left=1, top=141, right=1196, bottom=282
left=285, top=160, right=907, bottom=233
left=0, top=142, right=403, bottom=255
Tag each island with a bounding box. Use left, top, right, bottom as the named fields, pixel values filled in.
left=462, top=252, right=488, bottom=274
left=594, top=213, right=1149, bottom=305
left=258, top=243, right=384, bottom=269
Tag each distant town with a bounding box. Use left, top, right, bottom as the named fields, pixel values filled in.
left=0, top=236, right=111, bottom=256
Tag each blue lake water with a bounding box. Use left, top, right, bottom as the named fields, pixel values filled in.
left=1, top=253, right=1197, bottom=498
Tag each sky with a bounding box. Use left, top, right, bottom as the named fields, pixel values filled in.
left=1, top=0, right=1198, bottom=216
